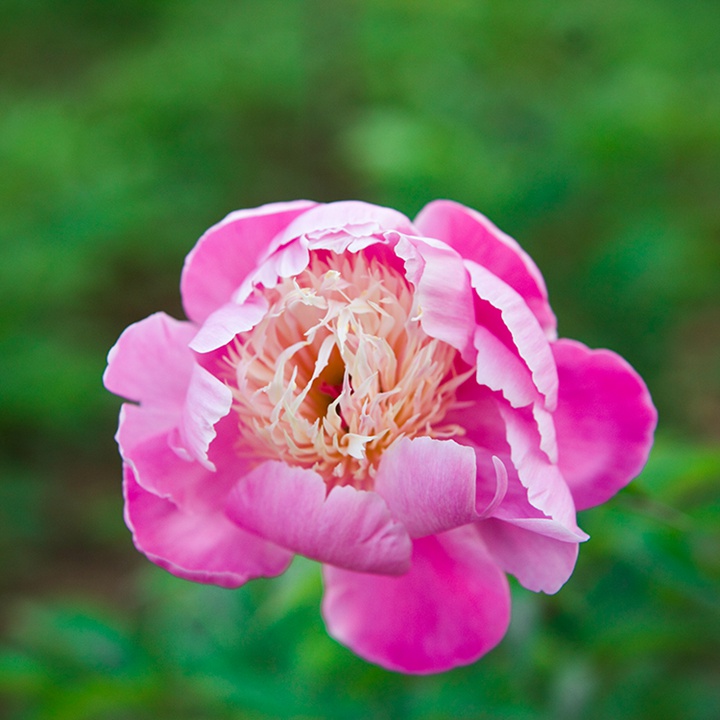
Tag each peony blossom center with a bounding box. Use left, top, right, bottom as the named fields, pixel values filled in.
left=220, top=251, right=470, bottom=489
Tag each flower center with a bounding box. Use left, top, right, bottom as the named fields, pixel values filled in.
left=220, top=251, right=470, bottom=489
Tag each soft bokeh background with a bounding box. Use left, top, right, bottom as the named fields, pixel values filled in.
left=1, top=1, right=719, bottom=718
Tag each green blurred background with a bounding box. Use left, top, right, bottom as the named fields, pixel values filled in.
left=1, top=1, right=719, bottom=718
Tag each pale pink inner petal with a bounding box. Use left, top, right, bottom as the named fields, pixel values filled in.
left=394, top=234, right=477, bottom=362
left=498, top=402, right=581, bottom=534
left=189, top=295, right=270, bottom=354
left=446, top=382, right=585, bottom=541
left=179, top=365, right=234, bottom=471
left=270, top=201, right=416, bottom=254
left=472, top=324, right=539, bottom=408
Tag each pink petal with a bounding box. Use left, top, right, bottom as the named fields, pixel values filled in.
left=475, top=448, right=587, bottom=543
left=532, top=403, right=558, bottom=464
left=483, top=453, right=546, bottom=522
left=472, top=324, right=539, bottom=408
left=179, top=365, right=233, bottom=470
left=232, top=237, right=311, bottom=304
left=552, top=339, right=657, bottom=510
left=103, top=312, right=196, bottom=411
left=188, top=295, right=269, bottom=354
left=271, top=200, right=416, bottom=252
left=444, top=380, right=510, bottom=456
left=117, top=410, right=240, bottom=514
left=180, top=200, right=317, bottom=323
left=475, top=455, right=509, bottom=519
left=322, top=527, right=511, bottom=674
left=499, top=516, right=587, bottom=541
left=498, top=401, right=581, bottom=534
left=415, top=200, right=556, bottom=338
left=477, top=518, right=579, bottom=594
left=226, top=462, right=412, bottom=575
left=115, top=403, right=178, bottom=456
left=443, top=383, right=576, bottom=539
left=124, top=466, right=293, bottom=588
left=465, top=260, right=558, bottom=410
left=394, top=234, right=476, bottom=361
left=374, top=437, right=477, bottom=538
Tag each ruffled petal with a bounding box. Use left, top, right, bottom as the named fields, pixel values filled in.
left=475, top=448, right=587, bottom=542
left=477, top=518, right=579, bottom=594
left=374, top=437, right=477, bottom=538
left=117, top=410, right=240, bottom=514
left=226, top=461, right=412, bottom=575
left=115, top=403, right=178, bottom=457
left=188, top=295, right=269, bottom=354
left=179, top=365, right=233, bottom=470
left=272, top=200, right=416, bottom=253
left=465, top=260, right=558, bottom=410
left=442, top=382, right=579, bottom=541
left=415, top=200, right=556, bottom=338
left=472, top=324, right=539, bottom=408
left=103, top=312, right=196, bottom=411
left=497, top=401, right=582, bottom=535
left=322, top=527, right=511, bottom=674
left=552, top=339, right=657, bottom=510
left=236, top=237, right=311, bottom=302
left=180, top=200, right=317, bottom=323
left=123, top=466, right=293, bottom=588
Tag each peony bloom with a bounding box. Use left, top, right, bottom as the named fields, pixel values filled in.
left=104, top=200, right=656, bottom=674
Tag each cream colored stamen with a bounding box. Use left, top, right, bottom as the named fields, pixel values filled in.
left=220, top=251, right=471, bottom=489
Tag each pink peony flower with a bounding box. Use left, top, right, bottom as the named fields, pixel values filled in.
left=104, top=200, right=657, bottom=674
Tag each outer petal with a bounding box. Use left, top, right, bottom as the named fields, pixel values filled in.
left=226, top=462, right=412, bottom=575
left=117, top=410, right=240, bottom=514
left=180, top=200, right=318, bottom=323
left=103, top=312, right=196, bottom=411
left=477, top=518, right=579, bottom=594
left=374, top=437, right=477, bottom=538
left=322, top=527, right=511, bottom=674
left=123, top=466, right=293, bottom=588
left=414, top=200, right=556, bottom=338
left=552, top=339, right=657, bottom=510
left=115, top=403, right=178, bottom=457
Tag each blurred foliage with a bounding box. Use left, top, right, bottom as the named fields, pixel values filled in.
left=1, top=1, right=718, bottom=718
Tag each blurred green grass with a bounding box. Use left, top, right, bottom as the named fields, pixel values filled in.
left=1, top=1, right=719, bottom=718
